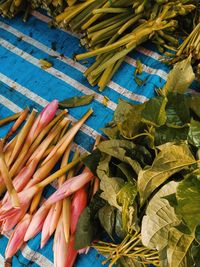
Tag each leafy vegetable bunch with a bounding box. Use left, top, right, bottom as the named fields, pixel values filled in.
left=74, top=58, right=200, bottom=267
left=55, top=0, right=196, bottom=91
left=0, top=0, right=198, bottom=90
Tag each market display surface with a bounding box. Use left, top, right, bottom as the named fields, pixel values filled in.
left=0, top=1, right=200, bottom=267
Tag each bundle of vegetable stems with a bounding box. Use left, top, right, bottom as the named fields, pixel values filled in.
left=0, top=100, right=98, bottom=267
left=0, top=0, right=199, bottom=89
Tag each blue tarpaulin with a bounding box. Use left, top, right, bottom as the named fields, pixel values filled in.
left=0, top=11, right=199, bottom=267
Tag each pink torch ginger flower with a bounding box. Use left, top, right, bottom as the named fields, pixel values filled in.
left=5, top=213, right=32, bottom=259
left=53, top=216, right=68, bottom=267
left=24, top=168, right=93, bottom=242
left=41, top=201, right=62, bottom=249
left=27, top=100, right=58, bottom=142
left=65, top=235, right=78, bottom=267
left=46, top=168, right=93, bottom=207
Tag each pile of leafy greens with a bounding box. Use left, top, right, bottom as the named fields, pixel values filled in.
left=75, top=57, right=200, bottom=267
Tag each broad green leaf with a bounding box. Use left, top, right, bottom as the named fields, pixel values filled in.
left=116, top=162, right=135, bottom=182
left=98, top=140, right=141, bottom=174
left=117, top=182, right=137, bottom=231
left=141, top=96, right=167, bottom=127
left=101, top=126, right=120, bottom=140
left=141, top=182, right=180, bottom=251
left=59, top=94, right=94, bottom=108
left=82, top=149, right=101, bottom=175
left=163, top=57, right=195, bottom=95
left=98, top=205, right=115, bottom=237
left=176, top=174, right=200, bottom=232
left=155, top=125, right=189, bottom=146
left=188, top=96, right=200, bottom=118
left=190, top=242, right=200, bottom=266
left=75, top=207, right=95, bottom=250
left=138, top=143, right=196, bottom=205
left=188, top=119, right=200, bottom=147
left=114, top=99, right=145, bottom=139
left=167, top=227, right=194, bottom=267
left=97, top=154, right=124, bottom=210
left=166, top=93, right=190, bottom=127
left=75, top=192, right=106, bottom=249
left=115, top=210, right=126, bottom=239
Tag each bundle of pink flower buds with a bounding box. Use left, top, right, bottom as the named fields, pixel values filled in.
left=0, top=100, right=97, bottom=267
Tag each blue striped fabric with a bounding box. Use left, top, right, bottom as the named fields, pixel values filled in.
left=0, top=11, right=199, bottom=267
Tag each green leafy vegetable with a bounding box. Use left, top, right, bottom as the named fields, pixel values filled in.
left=175, top=174, right=200, bottom=232
left=117, top=182, right=137, bottom=231
left=141, top=182, right=180, bottom=251
left=97, top=154, right=124, bottom=210
left=167, top=227, right=194, bottom=267
left=98, top=205, right=116, bottom=237
left=188, top=119, right=200, bottom=148
left=165, top=93, right=190, bottom=127
left=163, top=57, right=195, bottom=95
left=114, top=99, right=145, bottom=139
left=141, top=96, right=167, bottom=127
left=138, top=143, right=196, bottom=205
left=98, top=140, right=142, bottom=174
left=75, top=207, right=95, bottom=250
left=155, top=125, right=189, bottom=146
left=188, top=96, right=200, bottom=118
left=59, top=94, right=94, bottom=108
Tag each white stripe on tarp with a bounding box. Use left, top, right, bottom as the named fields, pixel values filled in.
left=31, top=11, right=162, bottom=65
left=0, top=254, right=5, bottom=266
left=31, top=10, right=80, bottom=39
left=0, top=22, right=86, bottom=72
left=0, top=73, right=98, bottom=141
left=4, top=232, right=53, bottom=267
left=125, top=56, right=168, bottom=80
left=136, top=46, right=161, bottom=61
left=0, top=39, right=117, bottom=111
left=21, top=245, right=54, bottom=267
left=0, top=94, right=23, bottom=112
left=0, top=22, right=148, bottom=103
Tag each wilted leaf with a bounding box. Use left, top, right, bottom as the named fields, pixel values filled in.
left=163, top=57, right=195, bottom=95
left=98, top=205, right=115, bottom=237
left=39, top=59, right=53, bottom=69
left=97, top=154, right=124, bottom=210
left=117, top=182, right=137, bottom=231
left=59, top=94, right=94, bottom=108
left=135, top=60, right=143, bottom=75
left=167, top=227, right=194, bottom=267
left=188, top=119, right=200, bottom=147
left=142, top=96, right=167, bottom=127
left=141, top=182, right=180, bottom=251
left=138, top=143, right=196, bottom=205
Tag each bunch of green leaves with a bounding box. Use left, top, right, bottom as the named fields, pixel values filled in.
left=0, top=0, right=29, bottom=19
left=75, top=58, right=200, bottom=266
